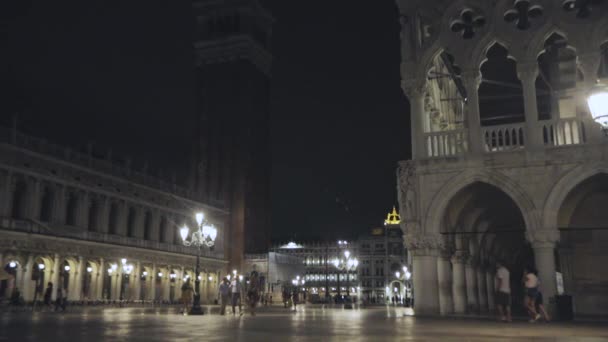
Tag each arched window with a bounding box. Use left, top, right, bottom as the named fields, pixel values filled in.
left=11, top=179, right=27, bottom=219
left=87, top=199, right=99, bottom=232
left=159, top=216, right=167, bottom=242
left=65, top=192, right=78, bottom=226
left=479, top=43, right=525, bottom=125
left=127, top=207, right=136, bottom=237
left=39, top=186, right=54, bottom=222
left=108, top=202, right=119, bottom=235
left=143, top=211, right=152, bottom=240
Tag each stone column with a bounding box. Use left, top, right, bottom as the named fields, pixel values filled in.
left=486, top=270, right=495, bottom=311
left=437, top=254, right=454, bottom=315
left=517, top=62, right=543, bottom=150
left=133, top=262, right=141, bottom=301
left=476, top=267, right=488, bottom=312
left=114, top=270, right=123, bottom=301
left=451, top=252, right=468, bottom=314
left=402, top=80, right=427, bottom=159
left=150, top=263, right=157, bottom=301
left=97, top=258, right=105, bottom=300
left=528, top=229, right=560, bottom=314
left=405, top=233, right=441, bottom=315
left=50, top=254, right=60, bottom=300
left=462, top=70, right=483, bottom=155
left=76, top=256, right=85, bottom=301
left=464, top=259, right=479, bottom=313
left=21, top=254, right=34, bottom=301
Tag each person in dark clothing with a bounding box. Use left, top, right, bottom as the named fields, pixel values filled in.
left=43, top=282, right=53, bottom=308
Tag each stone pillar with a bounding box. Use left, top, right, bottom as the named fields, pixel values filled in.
left=462, top=70, right=483, bottom=155
left=528, top=229, right=560, bottom=314
left=21, top=254, right=34, bottom=301
left=476, top=267, right=488, bottom=312
left=97, top=258, right=105, bottom=300
left=69, top=256, right=86, bottom=300
left=150, top=263, right=157, bottom=301
left=401, top=81, right=427, bottom=159
left=406, top=233, right=441, bottom=315
left=50, top=254, right=60, bottom=300
left=114, top=270, right=123, bottom=301
left=517, top=62, right=543, bottom=150
left=134, top=262, right=141, bottom=301
left=437, top=254, right=454, bottom=315
left=451, top=252, right=468, bottom=314
left=486, top=271, right=495, bottom=311
left=464, top=259, right=479, bottom=313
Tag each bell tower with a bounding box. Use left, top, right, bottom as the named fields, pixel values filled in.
left=192, top=0, right=272, bottom=270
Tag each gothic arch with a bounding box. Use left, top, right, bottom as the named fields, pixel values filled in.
left=424, top=170, right=540, bottom=235
left=527, top=25, right=573, bottom=61
left=473, top=39, right=520, bottom=71
left=542, top=164, right=608, bottom=229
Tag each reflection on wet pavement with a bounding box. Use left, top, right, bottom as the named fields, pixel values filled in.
left=1, top=305, right=607, bottom=342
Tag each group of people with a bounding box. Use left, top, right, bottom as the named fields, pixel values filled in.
left=495, top=262, right=551, bottom=323
left=218, top=271, right=261, bottom=316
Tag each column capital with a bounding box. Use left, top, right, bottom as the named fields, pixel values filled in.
left=526, top=229, right=560, bottom=248
left=451, top=251, right=469, bottom=264
left=516, top=62, right=539, bottom=82
left=404, top=232, right=444, bottom=257
left=400, top=78, right=426, bottom=98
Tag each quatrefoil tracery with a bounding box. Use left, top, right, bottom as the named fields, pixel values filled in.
left=504, top=0, right=544, bottom=30
left=450, top=8, right=486, bottom=40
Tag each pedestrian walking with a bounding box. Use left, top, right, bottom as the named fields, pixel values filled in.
left=535, top=287, right=551, bottom=322
left=495, top=261, right=512, bottom=322
left=230, top=277, right=242, bottom=316
left=282, top=288, right=289, bottom=308
left=55, top=287, right=66, bottom=312
left=247, top=271, right=260, bottom=316
left=180, top=279, right=193, bottom=315
left=523, top=266, right=541, bottom=322
left=292, top=288, right=298, bottom=311
left=219, top=277, right=230, bottom=315
left=43, top=282, right=53, bottom=309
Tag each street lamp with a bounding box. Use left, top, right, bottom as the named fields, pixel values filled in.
left=394, top=268, right=412, bottom=306
left=179, top=212, right=217, bottom=315
left=332, top=250, right=358, bottom=306
left=588, top=82, right=608, bottom=131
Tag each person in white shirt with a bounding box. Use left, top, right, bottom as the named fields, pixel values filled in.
left=230, top=278, right=243, bottom=316
left=523, top=267, right=541, bottom=322
left=495, top=261, right=511, bottom=322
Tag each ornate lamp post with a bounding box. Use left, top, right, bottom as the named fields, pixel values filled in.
left=332, top=250, right=358, bottom=305
left=588, top=82, right=608, bottom=132
left=179, top=212, right=217, bottom=315
left=394, top=266, right=412, bottom=306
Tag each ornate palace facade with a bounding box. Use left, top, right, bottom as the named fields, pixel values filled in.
left=0, top=127, right=227, bottom=303
left=396, top=0, right=608, bottom=316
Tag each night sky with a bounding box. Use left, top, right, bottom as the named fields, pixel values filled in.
left=1, top=1, right=410, bottom=241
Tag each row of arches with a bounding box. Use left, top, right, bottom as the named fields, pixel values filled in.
left=411, top=170, right=608, bottom=317
left=0, top=253, right=222, bottom=304
left=4, top=173, right=194, bottom=245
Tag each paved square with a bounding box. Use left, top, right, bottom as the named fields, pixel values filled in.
left=1, top=306, right=607, bottom=342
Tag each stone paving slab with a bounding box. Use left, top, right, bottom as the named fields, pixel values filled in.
left=1, top=306, right=607, bottom=342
